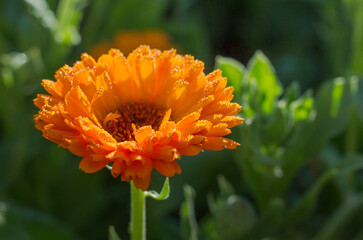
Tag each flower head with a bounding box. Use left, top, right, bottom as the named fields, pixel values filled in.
left=34, top=46, right=243, bottom=190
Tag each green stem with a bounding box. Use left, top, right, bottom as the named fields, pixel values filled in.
left=130, top=181, right=146, bottom=240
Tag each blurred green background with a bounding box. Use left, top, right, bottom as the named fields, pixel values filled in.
left=1, top=0, right=363, bottom=239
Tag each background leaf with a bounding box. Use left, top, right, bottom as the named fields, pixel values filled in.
left=215, top=56, right=244, bottom=96
left=109, top=226, right=121, bottom=240
left=180, top=185, right=198, bottom=240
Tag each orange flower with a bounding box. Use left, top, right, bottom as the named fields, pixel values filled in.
left=34, top=46, right=243, bottom=190
left=91, top=29, right=174, bottom=60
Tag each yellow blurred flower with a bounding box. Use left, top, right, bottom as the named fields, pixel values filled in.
left=90, top=29, right=174, bottom=60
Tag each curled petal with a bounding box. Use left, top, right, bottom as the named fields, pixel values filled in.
left=151, top=145, right=180, bottom=161
left=153, top=159, right=181, bottom=177
left=79, top=157, right=109, bottom=173
left=179, top=145, right=203, bottom=156
left=73, top=117, right=117, bottom=150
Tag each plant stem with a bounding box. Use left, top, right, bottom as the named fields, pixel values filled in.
left=130, top=181, right=146, bottom=240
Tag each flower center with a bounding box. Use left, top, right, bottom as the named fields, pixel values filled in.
left=104, top=102, right=166, bottom=142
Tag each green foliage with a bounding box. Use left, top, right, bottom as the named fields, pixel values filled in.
left=0, top=201, right=81, bottom=240
left=246, top=51, right=283, bottom=115
left=1, top=0, right=363, bottom=239
left=205, top=51, right=363, bottom=239
left=180, top=176, right=257, bottom=240
left=180, top=185, right=198, bottom=240
left=144, top=178, right=170, bottom=200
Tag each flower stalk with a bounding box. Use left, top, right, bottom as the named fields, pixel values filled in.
left=130, top=181, right=146, bottom=240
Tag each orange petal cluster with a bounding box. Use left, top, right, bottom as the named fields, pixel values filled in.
left=34, top=46, right=243, bottom=190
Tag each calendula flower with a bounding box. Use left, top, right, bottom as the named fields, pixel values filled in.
left=91, top=29, right=174, bottom=60
left=34, top=46, right=243, bottom=190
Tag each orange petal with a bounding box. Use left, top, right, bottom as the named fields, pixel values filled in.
left=223, top=138, right=240, bottom=149
left=111, top=160, right=124, bottom=178
left=41, top=80, right=62, bottom=98
left=153, top=159, right=181, bottom=177
left=189, top=135, right=205, bottom=145
left=134, top=126, right=154, bottom=145
left=207, top=123, right=231, bottom=137
left=73, top=116, right=117, bottom=150
left=200, top=114, right=223, bottom=124
left=81, top=53, right=97, bottom=69
left=40, top=125, right=78, bottom=145
left=53, top=65, right=73, bottom=97
left=201, top=136, right=240, bottom=151
left=176, top=111, right=201, bottom=130
left=181, top=120, right=212, bottom=136
left=79, top=157, right=108, bottom=173
left=221, top=116, right=244, bottom=128
left=159, top=109, right=172, bottom=130
left=201, top=101, right=241, bottom=116
left=65, top=86, right=94, bottom=121
left=151, top=145, right=179, bottom=161
left=73, top=68, right=97, bottom=101
left=214, top=86, right=234, bottom=102
left=179, top=145, right=202, bottom=156
left=65, top=135, right=89, bottom=156
left=122, top=156, right=153, bottom=185
left=133, top=175, right=152, bottom=191
left=34, top=94, right=60, bottom=109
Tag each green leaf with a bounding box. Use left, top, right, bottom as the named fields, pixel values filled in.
left=215, top=56, right=244, bottom=95
left=315, top=193, right=363, bottom=240
left=285, top=154, right=363, bottom=227
left=290, top=90, right=314, bottom=122
left=144, top=177, right=170, bottom=200
left=246, top=50, right=282, bottom=115
left=180, top=185, right=198, bottom=240
left=308, top=77, right=359, bottom=140
left=280, top=77, right=360, bottom=191
left=235, top=128, right=273, bottom=212
left=330, top=77, right=345, bottom=117
left=263, top=102, right=288, bottom=143
left=284, top=168, right=337, bottom=226
left=108, top=226, right=121, bottom=240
